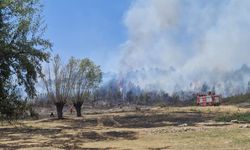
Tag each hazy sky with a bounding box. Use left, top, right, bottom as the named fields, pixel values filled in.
left=42, top=0, right=250, bottom=94
left=42, top=0, right=132, bottom=72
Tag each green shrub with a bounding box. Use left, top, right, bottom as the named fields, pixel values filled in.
left=223, top=93, right=250, bottom=105
left=216, top=112, right=250, bottom=122
left=0, top=91, right=27, bottom=122
left=155, top=102, right=167, bottom=108
left=29, top=107, right=39, bottom=120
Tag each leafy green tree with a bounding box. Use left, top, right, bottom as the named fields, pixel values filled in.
left=0, top=0, right=51, bottom=119
left=42, top=56, right=102, bottom=118
left=68, top=57, right=102, bottom=117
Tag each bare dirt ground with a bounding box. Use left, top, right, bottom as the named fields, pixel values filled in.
left=0, top=106, right=250, bottom=150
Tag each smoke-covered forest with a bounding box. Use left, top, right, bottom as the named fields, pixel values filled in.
left=1, top=0, right=250, bottom=149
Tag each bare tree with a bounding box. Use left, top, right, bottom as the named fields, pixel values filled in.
left=42, top=55, right=70, bottom=119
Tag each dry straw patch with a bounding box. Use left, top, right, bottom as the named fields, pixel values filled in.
left=0, top=105, right=250, bottom=149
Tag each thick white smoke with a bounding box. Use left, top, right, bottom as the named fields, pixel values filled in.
left=119, top=0, right=250, bottom=95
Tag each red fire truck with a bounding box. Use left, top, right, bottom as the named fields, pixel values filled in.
left=196, top=92, right=221, bottom=106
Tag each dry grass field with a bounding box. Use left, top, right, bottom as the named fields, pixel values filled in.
left=0, top=105, right=250, bottom=150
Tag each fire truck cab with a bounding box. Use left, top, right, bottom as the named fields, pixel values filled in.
left=196, top=92, right=221, bottom=106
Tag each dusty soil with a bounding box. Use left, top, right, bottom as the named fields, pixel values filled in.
left=0, top=106, right=250, bottom=150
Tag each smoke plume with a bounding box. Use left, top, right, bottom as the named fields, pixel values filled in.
left=119, top=0, right=250, bottom=96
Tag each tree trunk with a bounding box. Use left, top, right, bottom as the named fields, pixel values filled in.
left=73, top=101, right=83, bottom=117
left=55, top=102, right=64, bottom=119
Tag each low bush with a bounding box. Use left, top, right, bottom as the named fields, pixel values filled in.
left=216, top=112, right=250, bottom=122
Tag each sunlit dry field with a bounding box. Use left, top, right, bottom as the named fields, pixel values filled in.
left=0, top=106, right=250, bottom=150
